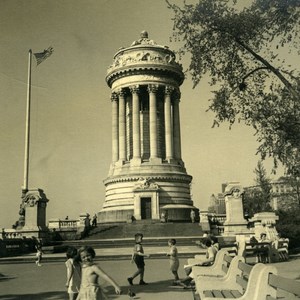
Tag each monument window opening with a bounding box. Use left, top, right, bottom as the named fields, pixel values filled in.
left=141, top=197, right=152, bottom=219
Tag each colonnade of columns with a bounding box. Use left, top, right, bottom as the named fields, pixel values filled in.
left=111, top=84, right=182, bottom=164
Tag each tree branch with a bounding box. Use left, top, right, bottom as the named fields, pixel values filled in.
left=235, top=37, right=298, bottom=99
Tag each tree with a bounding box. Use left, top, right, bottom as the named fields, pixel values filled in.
left=166, top=0, right=300, bottom=174
left=243, top=161, right=272, bottom=217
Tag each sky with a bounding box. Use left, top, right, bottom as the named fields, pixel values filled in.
left=0, top=0, right=285, bottom=228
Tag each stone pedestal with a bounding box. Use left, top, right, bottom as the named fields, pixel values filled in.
left=199, top=210, right=210, bottom=231
left=18, top=188, right=49, bottom=239
left=249, top=212, right=279, bottom=240
left=223, top=182, right=248, bottom=236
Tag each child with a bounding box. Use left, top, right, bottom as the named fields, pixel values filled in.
left=127, top=233, right=150, bottom=286
left=166, top=239, right=180, bottom=285
left=35, top=242, right=43, bottom=266
left=77, top=246, right=121, bottom=300
left=65, top=246, right=81, bottom=300
left=180, top=239, right=218, bottom=288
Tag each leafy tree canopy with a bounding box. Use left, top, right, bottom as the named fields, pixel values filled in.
left=167, top=0, right=300, bottom=174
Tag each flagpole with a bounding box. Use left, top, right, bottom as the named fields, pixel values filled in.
left=23, top=49, right=32, bottom=193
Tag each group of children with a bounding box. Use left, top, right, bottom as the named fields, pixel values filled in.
left=65, top=245, right=121, bottom=300
left=128, top=232, right=219, bottom=289
left=34, top=232, right=218, bottom=299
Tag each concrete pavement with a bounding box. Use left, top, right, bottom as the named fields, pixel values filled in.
left=0, top=257, right=195, bottom=300
left=0, top=244, right=205, bottom=263
left=0, top=245, right=299, bottom=300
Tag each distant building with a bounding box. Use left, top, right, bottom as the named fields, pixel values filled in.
left=208, top=193, right=225, bottom=214
left=244, top=176, right=299, bottom=211
left=269, top=177, right=299, bottom=211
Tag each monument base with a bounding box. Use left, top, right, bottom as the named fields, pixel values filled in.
left=223, top=222, right=250, bottom=236
left=16, top=227, right=50, bottom=241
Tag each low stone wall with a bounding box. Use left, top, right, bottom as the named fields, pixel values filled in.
left=0, top=238, right=35, bottom=257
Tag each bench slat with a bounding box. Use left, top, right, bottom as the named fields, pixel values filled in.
left=236, top=275, right=248, bottom=290
left=268, top=273, right=300, bottom=297
left=204, top=290, right=214, bottom=297
left=238, top=261, right=253, bottom=275
left=230, top=290, right=243, bottom=298
left=212, top=290, right=224, bottom=298
left=221, top=290, right=242, bottom=298
left=224, top=255, right=233, bottom=263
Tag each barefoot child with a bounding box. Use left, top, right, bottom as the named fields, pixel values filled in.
left=127, top=233, right=150, bottom=286
left=77, top=246, right=121, bottom=299
left=166, top=239, right=180, bottom=285
left=65, top=246, right=81, bottom=300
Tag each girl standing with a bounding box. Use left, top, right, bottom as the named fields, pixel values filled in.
left=166, top=239, right=180, bottom=285
left=65, top=246, right=81, bottom=300
left=35, top=242, right=43, bottom=266
left=77, top=246, right=121, bottom=300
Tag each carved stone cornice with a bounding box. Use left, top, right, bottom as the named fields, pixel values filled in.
left=106, top=66, right=184, bottom=88
left=104, top=174, right=192, bottom=186
left=224, top=182, right=244, bottom=197
left=23, top=189, right=49, bottom=208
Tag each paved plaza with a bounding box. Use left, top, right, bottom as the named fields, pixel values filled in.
left=0, top=257, right=194, bottom=300
left=0, top=248, right=299, bottom=300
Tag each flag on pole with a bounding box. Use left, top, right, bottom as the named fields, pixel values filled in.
left=33, top=47, right=54, bottom=65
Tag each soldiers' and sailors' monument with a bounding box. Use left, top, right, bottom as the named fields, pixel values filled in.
left=99, top=31, right=198, bottom=223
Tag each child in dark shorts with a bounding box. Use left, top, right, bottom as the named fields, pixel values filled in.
left=127, top=233, right=150, bottom=285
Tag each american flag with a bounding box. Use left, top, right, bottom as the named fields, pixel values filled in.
left=33, top=47, right=54, bottom=65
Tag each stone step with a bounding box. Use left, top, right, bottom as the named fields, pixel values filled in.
left=85, top=221, right=203, bottom=240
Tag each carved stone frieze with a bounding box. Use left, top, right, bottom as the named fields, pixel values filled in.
left=134, top=177, right=159, bottom=190
left=108, top=50, right=181, bottom=71
left=104, top=174, right=192, bottom=185
left=22, top=189, right=49, bottom=208
left=224, top=182, right=244, bottom=197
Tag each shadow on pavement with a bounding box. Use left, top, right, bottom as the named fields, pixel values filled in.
left=0, top=273, right=15, bottom=282
left=104, top=279, right=192, bottom=297
left=0, top=291, right=66, bottom=300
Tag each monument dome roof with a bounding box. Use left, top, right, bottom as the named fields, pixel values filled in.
left=106, top=31, right=184, bottom=88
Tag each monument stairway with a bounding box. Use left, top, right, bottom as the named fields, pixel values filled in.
left=61, top=221, right=204, bottom=250
left=86, top=221, right=203, bottom=239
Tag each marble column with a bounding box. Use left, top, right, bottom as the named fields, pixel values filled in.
left=111, top=93, right=119, bottom=163
left=173, top=91, right=182, bottom=160
left=148, top=84, right=159, bottom=159
left=118, top=89, right=126, bottom=162
left=130, top=85, right=141, bottom=160
left=164, top=86, right=174, bottom=160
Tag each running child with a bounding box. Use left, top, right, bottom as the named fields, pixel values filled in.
left=35, top=242, right=43, bottom=266
left=127, top=233, right=150, bottom=285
